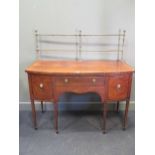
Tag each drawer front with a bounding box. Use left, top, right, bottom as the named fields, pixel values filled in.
left=55, top=76, right=105, bottom=86
left=108, top=74, right=130, bottom=100
left=31, top=75, right=53, bottom=100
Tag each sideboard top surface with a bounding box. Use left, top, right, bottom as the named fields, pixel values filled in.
left=25, top=60, right=134, bottom=75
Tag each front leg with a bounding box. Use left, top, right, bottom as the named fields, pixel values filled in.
left=102, top=102, right=108, bottom=134
left=31, top=99, right=37, bottom=129
left=53, top=100, right=59, bottom=134
left=123, top=99, right=130, bottom=130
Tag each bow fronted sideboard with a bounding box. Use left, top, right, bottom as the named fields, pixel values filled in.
left=25, top=60, right=134, bottom=133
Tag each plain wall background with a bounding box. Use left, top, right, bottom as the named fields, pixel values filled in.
left=19, top=0, right=135, bottom=107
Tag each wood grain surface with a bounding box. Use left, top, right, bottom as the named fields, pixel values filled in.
left=25, top=60, right=134, bottom=74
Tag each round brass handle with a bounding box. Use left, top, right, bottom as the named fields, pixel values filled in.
left=39, top=83, right=44, bottom=88
left=64, top=78, right=69, bottom=83
left=117, top=84, right=121, bottom=89
left=92, top=78, right=96, bottom=83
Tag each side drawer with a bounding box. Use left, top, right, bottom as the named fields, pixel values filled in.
left=31, top=74, right=53, bottom=100
left=108, top=74, right=130, bottom=100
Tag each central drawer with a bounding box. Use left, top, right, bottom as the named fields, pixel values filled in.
left=55, top=76, right=105, bottom=86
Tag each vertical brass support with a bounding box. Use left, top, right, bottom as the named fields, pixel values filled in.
left=35, top=30, right=39, bottom=59
left=121, top=30, right=126, bottom=60
left=79, top=30, right=82, bottom=60
left=117, top=29, right=121, bottom=60
left=75, top=34, right=78, bottom=61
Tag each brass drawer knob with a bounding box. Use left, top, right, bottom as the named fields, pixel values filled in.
left=92, top=78, right=96, bottom=83
left=64, top=78, right=69, bottom=83
left=39, top=83, right=44, bottom=88
left=117, top=84, right=121, bottom=89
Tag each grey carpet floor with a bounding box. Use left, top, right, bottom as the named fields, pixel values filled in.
left=19, top=111, right=135, bottom=155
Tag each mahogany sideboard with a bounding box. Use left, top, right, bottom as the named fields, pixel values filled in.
left=25, top=60, right=134, bottom=133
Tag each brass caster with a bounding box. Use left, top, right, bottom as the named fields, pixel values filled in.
left=103, top=130, right=106, bottom=134
left=122, top=127, right=126, bottom=131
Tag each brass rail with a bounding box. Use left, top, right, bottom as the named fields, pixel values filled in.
left=35, top=29, right=126, bottom=60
